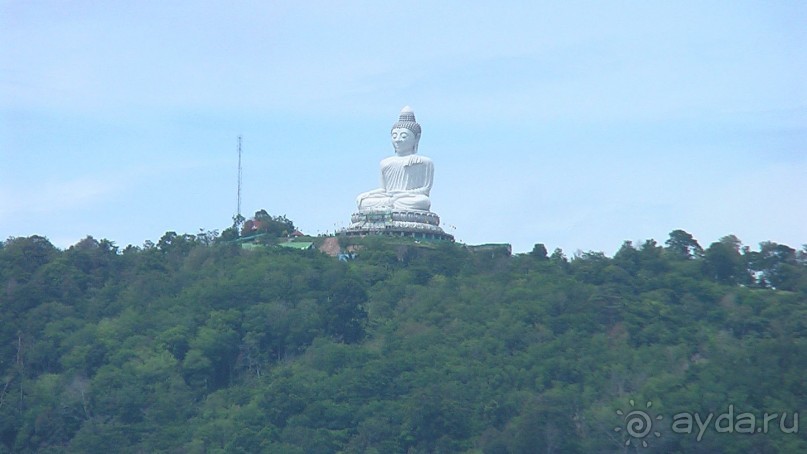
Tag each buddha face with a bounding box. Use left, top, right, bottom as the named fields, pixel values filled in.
left=391, top=127, right=418, bottom=156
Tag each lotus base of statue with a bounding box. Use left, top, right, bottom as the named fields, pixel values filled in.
left=342, top=209, right=454, bottom=241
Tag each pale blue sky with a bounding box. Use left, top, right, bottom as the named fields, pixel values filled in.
left=1, top=1, right=805, bottom=254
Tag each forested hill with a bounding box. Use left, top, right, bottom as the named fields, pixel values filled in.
left=1, top=230, right=805, bottom=453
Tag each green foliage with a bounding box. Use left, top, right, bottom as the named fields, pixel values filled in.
left=0, top=229, right=805, bottom=452
left=241, top=210, right=296, bottom=238
left=529, top=243, right=548, bottom=260
left=665, top=229, right=704, bottom=259
left=703, top=236, right=749, bottom=284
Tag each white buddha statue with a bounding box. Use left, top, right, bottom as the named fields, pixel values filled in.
left=357, top=106, right=434, bottom=212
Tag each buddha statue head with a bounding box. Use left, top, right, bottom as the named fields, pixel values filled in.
left=391, top=106, right=421, bottom=156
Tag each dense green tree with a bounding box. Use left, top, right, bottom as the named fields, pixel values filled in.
left=325, top=279, right=368, bottom=343
left=0, top=235, right=58, bottom=280
left=241, top=210, right=296, bottom=238
left=530, top=243, right=548, bottom=260
left=549, top=247, right=569, bottom=270
left=703, top=236, right=749, bottom=284
left=747, top=241, right=800, bottom=289
left=665, top=229, right=704, bottom=259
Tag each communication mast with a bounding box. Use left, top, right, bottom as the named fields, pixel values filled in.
left=234, top=135, right=244, bottom=226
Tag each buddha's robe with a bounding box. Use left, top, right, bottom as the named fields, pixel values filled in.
left=357, top=154, right=433, bottom=212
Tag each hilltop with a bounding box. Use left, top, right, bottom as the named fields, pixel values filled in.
left=1, top=226, right=805, bottom=453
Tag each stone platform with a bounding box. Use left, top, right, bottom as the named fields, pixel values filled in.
left=341, top=210, right=454, bottom=241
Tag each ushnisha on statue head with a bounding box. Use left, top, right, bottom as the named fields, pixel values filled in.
left=390, top=106, right=421, bottom=156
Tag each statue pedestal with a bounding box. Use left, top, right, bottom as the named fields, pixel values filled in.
left=341, top=210, right=454, bottom=241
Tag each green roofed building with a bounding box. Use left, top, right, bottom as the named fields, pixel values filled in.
left=278, top=241, right=314, bottom=251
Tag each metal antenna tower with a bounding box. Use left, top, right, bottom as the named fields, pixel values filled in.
left=236, top=135, right=243, bottom=223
